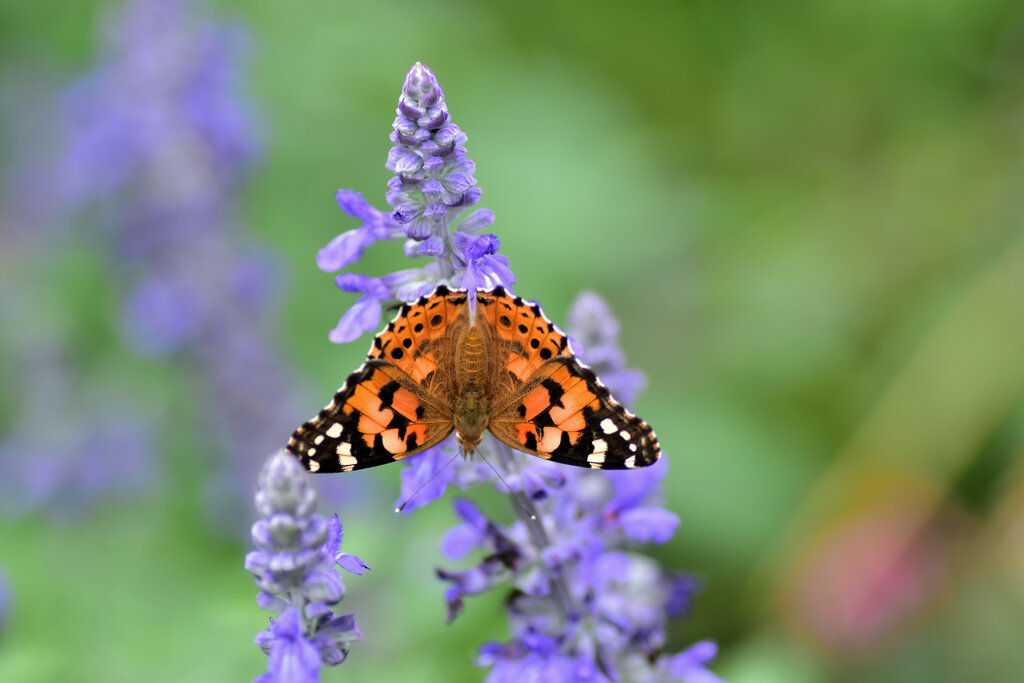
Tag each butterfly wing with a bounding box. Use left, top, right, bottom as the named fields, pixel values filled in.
left=287, top=286, right=470, bottom=472
left=479, top=289, right=660, bottom=469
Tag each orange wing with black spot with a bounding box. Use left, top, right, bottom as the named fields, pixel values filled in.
left=481, top=289, right=660, bottom=470
left=287, top=286, right=469, bottom=472
left=474, top=288, right=569, bottom=387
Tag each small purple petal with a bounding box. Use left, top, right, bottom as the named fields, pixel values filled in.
left=443, top=172, right=474, bottom=193
left=404, top=217, right=433, bottom=240
left=322, top=515, right=342, bottom=557
left=441, top=524, right=484, bottom=560
left=395, top=151, right=423, bottom=174
left=459, top=208, right=495, bottom=234
left=335, top=553, right=370, bottom=575
left=392, top=204, right=416, bottom=224
left=256, top=608, right=321, bottom=683
left=333, top=273, right=388, bottom=297
left=256, top=592, right=287, bottom=612
left=416, top=237, right=444, bottom=256
left=663, top=641, right=725, bottom=683
left=301, top=569, right=346, bottom=603
left=328, top=295, right=382, bottom=344
left=397, top=444, right=456, bottom=513
left=472, top=254, right=516, bottom=290
left=620, top=506, right=679, bottom=544
left=452, top=498, right=487, bottom=528
left=424, top=202, right=448, bottom=217
left=463, top=233, right=500, bottom=261
left=334, top=190, right=377, bottom=223
left=317, top=229, right=374, bottom=272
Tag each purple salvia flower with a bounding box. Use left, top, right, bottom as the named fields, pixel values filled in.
left=246, top=451, right=364, bottom=680
left=427, top=292, right=717, bottom=681
left=305, top=65, right=722, bottom=680
left=316, top=62, right=513, bottom=342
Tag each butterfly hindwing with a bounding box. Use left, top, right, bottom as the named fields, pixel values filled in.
left=488, top=356, right=660, bottom=470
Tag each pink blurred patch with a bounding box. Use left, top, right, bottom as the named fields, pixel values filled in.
left=784, top=500, right=958, bottom=655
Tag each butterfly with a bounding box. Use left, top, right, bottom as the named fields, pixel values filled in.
left=287, top=285, right=660, bottom=472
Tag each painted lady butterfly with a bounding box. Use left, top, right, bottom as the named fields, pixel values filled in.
left=287, top=285, right=660, bottom=472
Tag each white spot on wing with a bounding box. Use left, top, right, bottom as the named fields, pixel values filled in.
left=337, top=442, right=352, bottom=456
left=326, top=423, right=344, bottom=438
left=624, top=455, right=637, bottom=468
left=600, top=418, right=616, bottom=434
left=591, top=438, right=608, bottom=453
left=307, top=447, right=316, bottom=456
left=314, top=435, right=325, bottom=445
left=587, top=452, right=606, bottom=465
left=308, top=460, right=320, bottom=472
left=339, top=454, right=357, bottom=468
left=620, top=430, right=631, bottom=441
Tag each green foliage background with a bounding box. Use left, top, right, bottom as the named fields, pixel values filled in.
left=2, top=0, right=1024, bottom=681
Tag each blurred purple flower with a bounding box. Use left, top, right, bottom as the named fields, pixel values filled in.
left=0, top=0, right=354, bottom=531
left=246, top=451, right=364, bottom=678
left=0, top=305, right=155, bottom=520
left=55, top=0, right=258, bottom=209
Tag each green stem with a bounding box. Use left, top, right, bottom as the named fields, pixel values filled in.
left=492, top=441, right=576, bottom=622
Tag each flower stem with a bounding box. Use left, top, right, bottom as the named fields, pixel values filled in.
left=493, top=441, right=576, bottom=622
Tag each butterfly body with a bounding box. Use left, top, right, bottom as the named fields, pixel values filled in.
left=287, top=286, right=659, bottom=472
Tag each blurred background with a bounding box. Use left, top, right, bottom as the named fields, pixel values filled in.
left=2, top=0, right=1024, bottom=681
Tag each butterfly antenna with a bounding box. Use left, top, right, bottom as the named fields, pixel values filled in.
left=395, top=449, right=462, bottom=514
left=475, top=450, right=536, bottom=521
